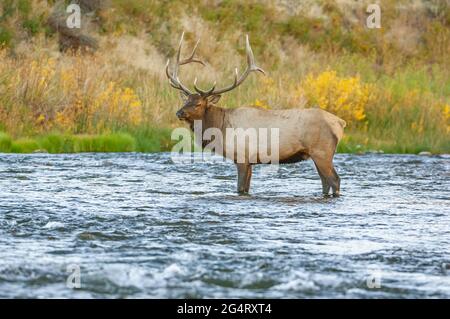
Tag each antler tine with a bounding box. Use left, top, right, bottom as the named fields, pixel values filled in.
left=180, top=39, right=206, bottom=66
left=245, top=34, right=265, bottom=75
left=172, top=32, right=184, bottom=80
left=232, top=67, right=239, bottom=86
left=165, top=59, right=192, bottom=95
left=194, top=78, right=217, bottom=96
left=165, top=59, right=179, bottom=88
left=209, top=35, right=265, bottom=96
left=165, top=32, right=195, bottom=95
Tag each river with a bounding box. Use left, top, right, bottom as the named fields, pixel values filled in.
left=0, top=153, right=449, bottom=298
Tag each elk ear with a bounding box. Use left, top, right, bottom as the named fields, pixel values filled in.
left=207, top=94, right=221, bottom=105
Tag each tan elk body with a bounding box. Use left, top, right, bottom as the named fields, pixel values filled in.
left=166, top=33, right=346, bottom=196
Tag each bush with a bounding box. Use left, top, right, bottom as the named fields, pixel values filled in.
left=300, top=71, right=370, bottom=126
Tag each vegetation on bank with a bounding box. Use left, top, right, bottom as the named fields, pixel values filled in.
left=0, top=0, right=449, bottom=154
left=0, top=129, right=174, bottom=153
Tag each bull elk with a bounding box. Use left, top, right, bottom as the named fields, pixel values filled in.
left=166, top=33, right=346, bottom=196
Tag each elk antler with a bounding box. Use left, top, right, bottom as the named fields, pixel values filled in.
left=166, top=33, right=265, bottom=97
left=165, top=32, right=206, bottom=95
left=193, top=35, right=265, bottom=96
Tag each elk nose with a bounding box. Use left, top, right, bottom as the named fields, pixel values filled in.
left=176, top=109, right=185, bottom=119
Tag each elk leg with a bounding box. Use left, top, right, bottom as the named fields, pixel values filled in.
left=236, top=164, right=251, bottom=194
left=313, top=162, right=330, bottom=195
left=244, top=165, right=253, bottom=193
left=312, top=156, right=340, bottom=196
left=331, top=167, right=341, bottom=196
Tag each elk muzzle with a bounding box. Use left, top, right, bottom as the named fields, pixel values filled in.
left=176, top=109, right=186, bottom=120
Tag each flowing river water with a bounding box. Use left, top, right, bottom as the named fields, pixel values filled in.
left=0, top=153, right=449, bottom=298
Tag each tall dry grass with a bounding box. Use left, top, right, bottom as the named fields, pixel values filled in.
left=0, top=0, right=448, bottom=153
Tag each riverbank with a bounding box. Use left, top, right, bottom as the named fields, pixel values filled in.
left=0, top=128, right=174, bottom=153
left=0, top=129, right=447, bottom=154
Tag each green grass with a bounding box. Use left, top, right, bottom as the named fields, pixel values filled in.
left=0, top=132, right=12, bottom=152
left=1, top=129, right=448, bottom=154
left=132, top=127, right=175, bottom=152
left=11, top=137, right=40, bottom=153
left=0, top=26, right=13, bottom=46
left=72, top=133, right=136, bottom=153
left=0, top=129, right=176, bottom=153
left=337, top=131, right=450, bottom=154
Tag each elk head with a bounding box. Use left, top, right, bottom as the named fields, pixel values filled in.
left=165, top=32, right=265, bottom=122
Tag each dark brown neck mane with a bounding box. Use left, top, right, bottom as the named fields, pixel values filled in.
left=188, top=105, right=227, bottom=149
left=188, top=105, right=226, bottom=133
